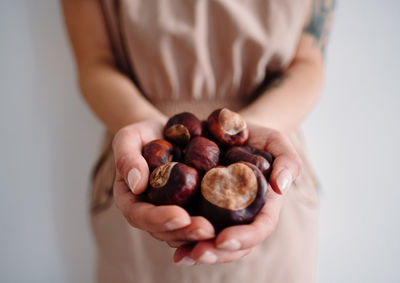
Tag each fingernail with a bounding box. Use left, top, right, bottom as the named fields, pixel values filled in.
left=127, top=168, right=141, bottom=194
left=198, top=251, right=218, bottom=264
left=176, top=256, right=196, bottom=266
left=188, top=229, right=214, bottom=240
left=217, top=239, right=241, bottom=251
left=165, top=218, right=190, bottom=231
left=277, top=170, right=292, bottom=194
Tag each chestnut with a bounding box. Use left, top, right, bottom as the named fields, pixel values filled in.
left=197, top=162, right=268, bottom=231
left=201, top=120, right=215, bottom=141
left=183, top=136, right=220, bottom=172
left=223, top=146, right=274, bottom=176
left=172, top=145, right=184, bottom=162
left=206, top=108, right=249, bottom=146
left=164, top=112, right=203, bottom=145
left=142, top=139, right=174, bottom=171
left=147, top=162, right=199, bottom=207
left=249, top=146, right=274, bottom=164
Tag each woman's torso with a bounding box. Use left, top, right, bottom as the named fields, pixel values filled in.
left=101, top=0, right=310, bottom=117
left=91, top=1, right=319, bottom=282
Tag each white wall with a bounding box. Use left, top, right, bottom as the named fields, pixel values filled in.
left=303, top=1, right=400, bottom=282
left=0, top=1, right=99, bottom=282
left=0, top=1, right=399, bottom=283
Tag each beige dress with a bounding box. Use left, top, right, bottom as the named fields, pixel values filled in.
left=91, top=0, right=319, bottom=282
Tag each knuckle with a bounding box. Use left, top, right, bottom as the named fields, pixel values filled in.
left=125, top=212, right=139, bottom=229
left=292, top=153, right=303, bottom=177
left=149, top=231, right=164, bottom=241
left=269, top=129, right=283, bottom=141
left=115, top=154, right=129, bottom=175
left=112, top=126, right=138, bottom=152
left=112, top=127, right=128, bottom=150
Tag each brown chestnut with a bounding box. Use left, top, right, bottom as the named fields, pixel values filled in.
left=206, top=108, right=249, bottom=146
left=164, top=112, right=203, bottom=145
left=142, top=139, right=174, bottom=171
left=183, top=136, right=220, bottom=172
left=197, top=162, right=268, bottom=231
left=223, top=146, right=274, bottom=176
left=147, top=162, right=199, bottom=207
left=172, top=145, right=184, bottom=162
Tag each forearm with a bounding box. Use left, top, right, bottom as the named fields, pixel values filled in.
left=241, top=0, right=335, bottom=132
left=240, top=35, right=324, bottom=132
left=62, top=0, right=166, bottom=133
left=79, top=62, right=167, bottom=133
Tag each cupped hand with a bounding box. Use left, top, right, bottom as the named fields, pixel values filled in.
left=173, top=123, right=303, bottom=265
left=112, top=120, right=215, bottom=247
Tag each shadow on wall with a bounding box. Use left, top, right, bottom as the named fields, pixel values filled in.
left=25, top=1, right=102, bottom=282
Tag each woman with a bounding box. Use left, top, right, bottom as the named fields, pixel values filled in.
left=62, top=0, right=334, bottom=282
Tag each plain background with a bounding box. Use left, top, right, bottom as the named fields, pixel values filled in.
left=1, top=1, right=399, bottom=282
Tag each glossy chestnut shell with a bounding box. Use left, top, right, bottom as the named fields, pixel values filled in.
left=142, top=139, right=174, bottom=171
left=183, top=136, right=220, bottom=172
left=147, top=162, right=199, bottom=207
left=197, top=162, right=268, bottom=231
left=206, top=108, right=249, bottom=146
left=164, top=112, right=203, bottom=145
left=223, top=146, right=274, bottom=176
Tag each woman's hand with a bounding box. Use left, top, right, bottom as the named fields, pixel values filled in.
left=173, top=123, right=303, bottom=265
left=112, top=120, right=216, bottom=249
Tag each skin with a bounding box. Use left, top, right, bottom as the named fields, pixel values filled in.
left=240, top=0, right=335, bottom=132
left=62, top=0, right=334, bottom=266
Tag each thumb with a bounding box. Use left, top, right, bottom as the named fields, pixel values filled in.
left=112, top=127, right=150, bottom=195
left=260, top=130, right=303, bottom=195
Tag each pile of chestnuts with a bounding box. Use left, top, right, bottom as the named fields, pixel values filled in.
left=142, top=108, right=274, bottom=231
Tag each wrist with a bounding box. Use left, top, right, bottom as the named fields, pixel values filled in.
left=156, top=114, right=168, bottom=124
left=239, top=111, right=270, bottom=128
left=242, top=114, right=289, bottom=133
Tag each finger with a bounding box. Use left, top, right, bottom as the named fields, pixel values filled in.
left=166, top=240, right=189, bottom=248
left=173, top=244, right=197, bottom=266
left=190, top=241, right=253, bottom=264
left=215, top=185, right=283, bottom=251
left=150, top=216, right=215, bottom=242
left=249, top=128, right=302, bottom=195
left=113, top=176, right=191, bottom=232
left=174, top=241, right=252, bottom=265
left=112, top=121, right=163, bottom=194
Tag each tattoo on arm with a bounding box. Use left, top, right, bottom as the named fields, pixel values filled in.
left=304, top=0, right=336, bottom=55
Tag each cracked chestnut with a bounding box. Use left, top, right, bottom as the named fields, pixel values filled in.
left=183, top=136, right=220, bottom=172
left=197, top=162, right=268, bottom=231
left=142, top=139, right=174, bottom=171
left=164, top=112, right=203, bottom=145
left=223, top=146, right=274, bottom=176
left=147, top=162, right=199, bottom=207
left=206, top=108, right=249, bottom=146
